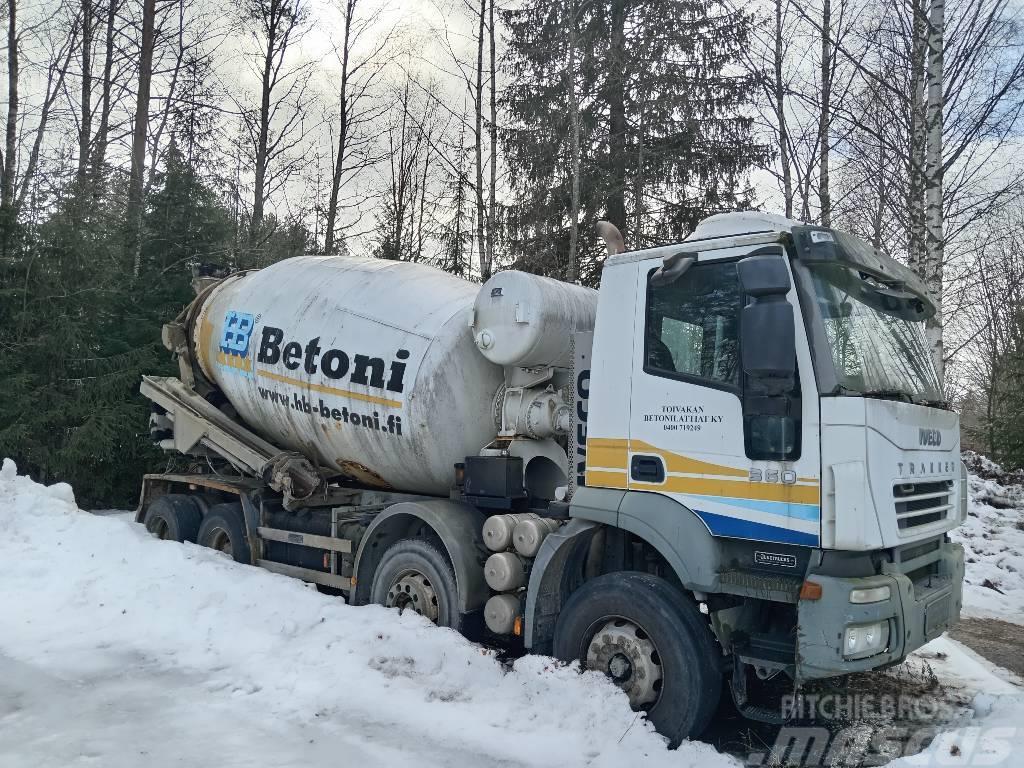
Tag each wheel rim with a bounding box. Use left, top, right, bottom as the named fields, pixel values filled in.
left=585, top=618, right=664, bottom=710
left=148, top=516, right=169, bottom=540
left=208, top=527, right=233, bottom=557
left=385, top=569, right=440, bottom=623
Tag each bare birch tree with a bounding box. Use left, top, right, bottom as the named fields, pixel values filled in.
left=323, top=0, right=388, bottom=254
left=236, top=0, right=311, bottom=250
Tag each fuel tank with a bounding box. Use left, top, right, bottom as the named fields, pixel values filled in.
left=191, top=256, right=505, bottom=495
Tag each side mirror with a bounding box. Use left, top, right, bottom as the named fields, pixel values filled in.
left=737, top=253, right=795, bottom=379
left=737, top=253, right=791, bottom=296
left=650, top=251, right=696, bottom=287
left=741, top=302, right=795, bottom=377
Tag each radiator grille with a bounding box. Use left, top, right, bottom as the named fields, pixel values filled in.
left=893, top=480, right=955, bottom=533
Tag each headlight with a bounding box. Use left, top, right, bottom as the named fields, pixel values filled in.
left=850, top=585, right=891, bottom=604
left=843, top=621, right=890, bottom=659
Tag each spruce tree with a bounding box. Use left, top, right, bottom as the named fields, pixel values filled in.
left=502, top=0, right=767, bottom=284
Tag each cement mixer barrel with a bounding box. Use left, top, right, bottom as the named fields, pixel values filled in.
left=190, top=256, right=506, bottom=495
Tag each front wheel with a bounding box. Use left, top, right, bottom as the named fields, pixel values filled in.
left=552, top=572, right=722, bottom=746
left=369, top=539, right=464, bottom=631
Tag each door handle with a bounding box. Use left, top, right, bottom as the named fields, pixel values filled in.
left=630, top=454, right=666, bottom=484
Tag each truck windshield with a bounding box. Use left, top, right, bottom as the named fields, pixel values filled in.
left=806, top=263, right=942, bottom=404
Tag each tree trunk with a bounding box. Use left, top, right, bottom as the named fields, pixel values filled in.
left=474, top=0, right=487, bottom=279
left=91, top=0, right=118, bottom=183
left=774, top=0, right=793, bottom=218
left=870, top=135, right=886, bottom=249
left=324, top=0, right=355, bottom=255
left=486, top=0, right=496, bottom=280
left=606, top=0, right=627, bottom=237
left=566, top=0, right=581, bottom=283
left=251, top=12, right=277, bottom=245
left=2, top=0, right=19, bottom=221
left=78, top=0, right=93, bottom=189
left=907, top=0, right=928, bottom=278
left=128, top=0, right=156, bottom=278
left=924, top=0, right=945, bottom=384
left=633, top=110, right=644, bottom=245
left=817, top=0, right=831, bottom=226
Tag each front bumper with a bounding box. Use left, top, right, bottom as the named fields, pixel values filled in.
left=795, top=540, right=964, bottom=682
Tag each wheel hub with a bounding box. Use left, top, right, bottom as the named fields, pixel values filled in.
left=386, top=572, right=440, bottom=623
left=210, top=528, right=233, bottom=557
left=586, top=620, right=663, bottom=709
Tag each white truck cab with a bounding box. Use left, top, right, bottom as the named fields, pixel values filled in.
left=550, top=211, right=964, bottom=726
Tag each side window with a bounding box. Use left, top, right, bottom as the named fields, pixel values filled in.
left=645, top=260, right=740, bottom=388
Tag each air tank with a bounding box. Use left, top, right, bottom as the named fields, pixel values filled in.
left=190, top=256, right=505, bottom=495
left=472, top=272, right=598, bottom=368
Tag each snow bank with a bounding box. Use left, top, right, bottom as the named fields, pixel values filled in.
left=0, top=460, right=733, bottom=768
left=954, top=454, right=1024, bottom=625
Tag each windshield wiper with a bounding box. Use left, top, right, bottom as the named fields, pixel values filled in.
left=831, top=385, right=915, bottom=403
left=860, top=388, right=916, bottom=403
left=833, top=386, right=949, bottom=408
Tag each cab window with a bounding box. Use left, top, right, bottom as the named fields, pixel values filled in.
left=644, top=260, right=740, bottom=388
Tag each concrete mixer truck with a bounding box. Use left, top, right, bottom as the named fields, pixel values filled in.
left=136, top=211, right=965, bottom=744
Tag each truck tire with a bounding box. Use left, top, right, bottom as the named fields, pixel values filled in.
left=143, top=494, right=203, bottom=544
left=552, top=572, right=721, bottom=747
left=197, top=502, right=251, bottom=564
left=369, top=539, right=463, bottom=631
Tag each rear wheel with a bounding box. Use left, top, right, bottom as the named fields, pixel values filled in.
left=369, top=539, right=463, bottom=631
left=197, top=502, right=251, bottom=564
left=553, top=572, right=722, bottom=746
left=143, top=494, right=202, bottom=543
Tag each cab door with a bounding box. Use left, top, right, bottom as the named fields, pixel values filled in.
left=627, top=248, right=821, bottom=547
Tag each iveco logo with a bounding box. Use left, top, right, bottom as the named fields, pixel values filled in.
left=919, top=428, right=942, bottom=447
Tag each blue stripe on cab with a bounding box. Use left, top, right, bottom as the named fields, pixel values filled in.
left=691, top=494, right=821, bottom=522
left=694, top=509, right=819, bottom=547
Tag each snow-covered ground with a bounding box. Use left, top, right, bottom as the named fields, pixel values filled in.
left=1, top=456, right=1023, bottom=767
left=0, top=459, right=730, bottom=768
left=954, top=453, right=1024, bottom=624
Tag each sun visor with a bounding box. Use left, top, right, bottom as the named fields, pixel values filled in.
left=790, top=226, right=937, bottom=319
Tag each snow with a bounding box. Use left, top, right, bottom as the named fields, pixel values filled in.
left=3, top=456, right=1024, bottom=767
left=888, top=637, right=1023, bottom=767
left=953, top=453, right=1024, bottom=624
left=0, top=459, right=732, bottom=768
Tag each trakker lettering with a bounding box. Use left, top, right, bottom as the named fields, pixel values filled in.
left=256, top=326, right=409, bottom=393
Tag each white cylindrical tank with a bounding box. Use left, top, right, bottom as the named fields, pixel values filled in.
left=484, top=551, right=529, bottom=592
left=190, top=256, right=505, bottom=495
left=472, top=272, right=598, bottom=368
left=512, top=516, right=562, bottom=557
left=484, top=593, right=522, bottom=635
left=482, top=512, right=538, bottom=552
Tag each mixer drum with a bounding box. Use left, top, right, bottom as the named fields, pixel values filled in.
left=191, top=256, right=505, bottom=495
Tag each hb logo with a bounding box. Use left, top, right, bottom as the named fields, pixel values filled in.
left=220, top=311, right=254, bottom=356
